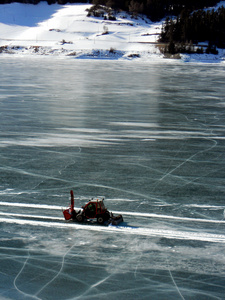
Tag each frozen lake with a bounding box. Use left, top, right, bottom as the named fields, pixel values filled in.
left=0, top=57, right=225, bottom=299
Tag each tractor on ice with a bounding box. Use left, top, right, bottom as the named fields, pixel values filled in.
left=63, top=190, right=123, bottom=225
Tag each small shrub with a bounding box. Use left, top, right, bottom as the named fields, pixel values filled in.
left=67, top=51, right=77, bottom=56
left=196, top=47, right=204, bottom=54
left=206, top=44, right=218, bottom=55
left=128, top=53, right=140, bottom=58
left=30, top=46, right=40, bottom=53
left=60, top=39, right=73, bottom=45
left=0, top=45, right=7, bottom=53
left=108, top=15, right=116, bottom=20
left=109, top=47, right=116, bottom=54
left=86, top=4, right=116, bottom=20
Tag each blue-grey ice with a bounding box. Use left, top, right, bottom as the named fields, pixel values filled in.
left=0, top=58, right=225, bottom=299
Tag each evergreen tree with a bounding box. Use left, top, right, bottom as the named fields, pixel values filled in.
left=160, top=6, right=225, bottom=49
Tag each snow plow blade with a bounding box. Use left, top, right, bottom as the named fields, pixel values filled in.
left=108, top=214, right=123, bottom=225
left=63, top=208, right=73, bottom=220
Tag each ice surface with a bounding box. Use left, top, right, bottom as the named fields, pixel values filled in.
left=0, top=58, right=225, bottom=299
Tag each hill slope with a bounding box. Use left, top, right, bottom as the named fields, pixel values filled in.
left=0, top=2, right=225, bottom=62
left=0, top=3, right=161, bottom=58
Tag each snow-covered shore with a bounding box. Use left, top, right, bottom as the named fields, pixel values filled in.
left=0, top=2, right=225, bottom=63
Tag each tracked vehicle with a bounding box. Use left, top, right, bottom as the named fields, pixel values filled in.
left=63, top=190, right=123, bottom=225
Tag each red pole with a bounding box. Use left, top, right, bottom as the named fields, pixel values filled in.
left=70, top=190, right=74, bottom=212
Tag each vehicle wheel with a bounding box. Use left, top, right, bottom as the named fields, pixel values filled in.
left=76, top=214, right=83, bottom=222
left=97, top=216, right=105, bottom=225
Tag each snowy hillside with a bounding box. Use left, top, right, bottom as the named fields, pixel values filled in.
left=0, top=2, right=225, bottom=61
left=0, top=3, right=162, bottom=58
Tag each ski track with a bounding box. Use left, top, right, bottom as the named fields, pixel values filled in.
left=158, top=137, right=217, bottom=183
left=1, top=200, right=225, bottom=244
left=34, top=243, right=75, bottom=298
left=166, top=256, right=185, bottom=300
left=0, top=202, right=224, bottom=224
left=0, top=216, right=225, bottom=243
left=13, top=250, right=41, bottom=300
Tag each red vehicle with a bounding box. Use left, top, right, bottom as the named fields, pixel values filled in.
left=63, top=190, right=123, bottom=225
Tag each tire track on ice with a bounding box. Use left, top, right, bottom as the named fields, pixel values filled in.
left=0, top=217, right=225, bottom=244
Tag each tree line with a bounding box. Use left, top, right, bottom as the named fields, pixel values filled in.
left=91, top=0, right=220, bottom=20
left=0, top=0, right=221, bottom=21
left=160, top=7, right=225, bottom=54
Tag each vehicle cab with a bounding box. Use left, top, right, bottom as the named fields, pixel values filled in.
left=83, top=198, right=107, bottom=219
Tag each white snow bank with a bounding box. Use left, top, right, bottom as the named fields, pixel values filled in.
left=0, top=3, right=161, bottom=58
left=0, top=2, right=225, bottom=63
